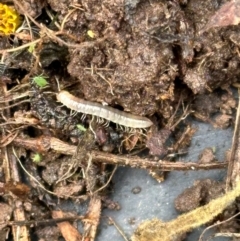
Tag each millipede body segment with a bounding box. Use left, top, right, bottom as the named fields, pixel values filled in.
left=56, top=90, right=153, bottom=128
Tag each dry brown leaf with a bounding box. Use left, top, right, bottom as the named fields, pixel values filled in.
left=83, top=196, right=101, bottom=241
left=203, top=0, right=240, bottom=32
left=52, top=210, right=82, bottom=241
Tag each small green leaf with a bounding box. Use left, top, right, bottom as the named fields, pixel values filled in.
left=28, top=43, right=36, bottom=53
left=32, top=75, right=48, bottom=88
left=87, top=30, right=95, bottom=38
left=32, top=153, right=41, bottom=163
left=77, top=124, right=86, bottom=132
left=212, top=147, right=216, bottom=153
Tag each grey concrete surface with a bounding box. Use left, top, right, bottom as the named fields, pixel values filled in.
left=97, top=122, right=233, bottom=241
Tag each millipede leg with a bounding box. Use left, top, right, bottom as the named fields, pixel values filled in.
left=119, top=125, right=124, bottom=131
left=89, top=116, right=96, bottom=138
left=81, top=114, right=86, bottom=120
left=97, top=117, right=102, bottom=124
left=70, top=110, right=78, bottom=117
left=54, top=112, right=65, bottom=119
left=130, top=127, right=135, bottom=133
left=103, top=120, right=110, bottom=127
left=96, top=117, right=103, bottom=124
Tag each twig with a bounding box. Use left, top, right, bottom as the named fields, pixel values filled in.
left=13, top=0, right=107, bottom=50
left=3, top=215, right=84, bottom=227
left=90, top=151, right=226, bottom=171
left=0, top=99, right=30, bottom=111
left=226, top=89, right=240, bottom=189
left=0, top=91, right=30, bottom=103
left=45, top=7, right=61, bottom=29
left=0, top=131, right=19, bottom=147
left=25, top=16, right=33, bottom=40
left=199, top=211, right=240, bottom=241
left=93, top=164, right=117, bottom=195
left=7, top=147, right=30, bottom=241
left=0, top=38, right=41, bottom=54
left=12, top=147, right=57, bottom=196
left=60, top=9, right=77, bottom=31
left=12, top=136, right=227, bottom=171
left=12, top=146, right=89, bottom=199
left=107, top=217, right=129, bottom=241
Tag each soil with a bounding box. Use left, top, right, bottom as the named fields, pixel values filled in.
left=0, top=0, right=240, bottom=241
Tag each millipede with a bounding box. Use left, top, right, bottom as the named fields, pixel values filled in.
left=56, top=90, right=153, bottom=129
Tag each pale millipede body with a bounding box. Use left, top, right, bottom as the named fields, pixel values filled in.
left=56, top=90, right=153, bottom=129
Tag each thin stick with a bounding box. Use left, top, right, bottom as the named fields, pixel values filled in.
left=12, top=136, right=228, bottom=171
left=199, top=211, right=240, bottom=241
left=3, top=216, right=84, bottom=227
left=107, top=217, right=129, bottom=241
left=60, top=9, right=77, bottom=31
left=93, top=164, right=117, bottom=195
left=25, top=16, right=33, bottom=40
left=12, top=147, right=57, bottom=196
left=0, top=38, right=41, bottom=54
left=0, top=100, right=30, bottom=110
left=226, top=89, right=240, bottom=189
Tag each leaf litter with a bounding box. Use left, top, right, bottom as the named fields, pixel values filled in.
left=0, top=0, right=240, bottom=241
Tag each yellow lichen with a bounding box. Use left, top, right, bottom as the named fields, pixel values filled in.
left=132, top=181, right=240, bottom=241
left=0, top=4, right=21, bottom=35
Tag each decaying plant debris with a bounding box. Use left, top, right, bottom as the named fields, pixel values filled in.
left=1, top=0, right=240, bottom=240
